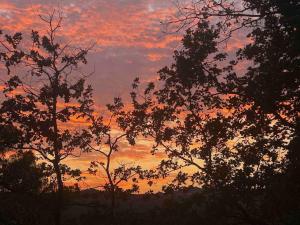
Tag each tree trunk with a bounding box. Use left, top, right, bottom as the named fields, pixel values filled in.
left=52, top=75, right=63, bottom=225
left=54, top=161, right=63, bottom=225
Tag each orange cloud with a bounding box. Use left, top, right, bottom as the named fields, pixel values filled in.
left=147, top=52, right=167, bottom=61
left=0, top=1, right=178, bottom=50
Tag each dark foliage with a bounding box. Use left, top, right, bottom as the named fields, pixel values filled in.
left=0, top=11, right=93, bottom=225
left=126, top=0, right=299, bottom=224
left=0, top=152, right=53, bottom=225
left=0, top=1, right=299, bottom=224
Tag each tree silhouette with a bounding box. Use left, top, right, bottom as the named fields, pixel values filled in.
left=128, top=0, right=299, bottom=222
left=83, top=97, right=149, bottom=225
left=166, top=2, right=300, bottom=219
left=0, top=151, right=49, bottom=193
left=166, top=0, right=299, bottom=131
left=0, top=11, right=93, bottom=225
left=0, top=151, right=52, bottom=225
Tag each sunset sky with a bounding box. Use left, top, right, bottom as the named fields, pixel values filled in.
left=0, top=0, right=246, bottom=191
left=4, top=2, right=181, bottom=89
